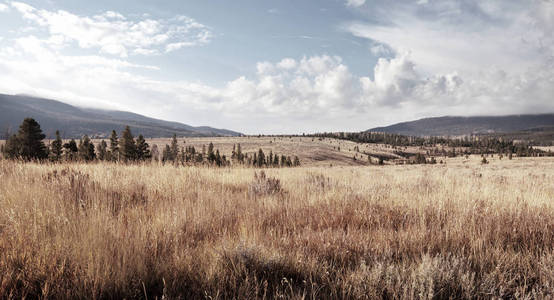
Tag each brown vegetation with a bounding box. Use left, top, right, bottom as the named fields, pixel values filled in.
left=1, top=157, right=554, bottom=298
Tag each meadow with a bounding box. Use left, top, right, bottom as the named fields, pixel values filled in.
left=1, top=154, right=554, bottom=299
left=126, top=136, right=428, bottom=167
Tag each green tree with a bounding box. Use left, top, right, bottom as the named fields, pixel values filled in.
left=207, top=142, right=216, bottom=163
left=236, top=143, right=243, bottom=162
left=109, top=130, right=119, bottom=161
left=88, top=142, right=96, bottom=161
left=97, top=140, right=108, bottom=161
left=51, top=130, right=63, bottom=161
left=3, top=134, right=20, bottom=159
left=78, top=135, right=93, bottom=161
left=257, top=148, right=265, bottom=167
left=63, top=139, right=78, bottom=161
left=162, top=144, right=171, bottom=163
left=119, top=126, right=136, bottom=161
left=15, top=118, right=48, bottom=160
left=135, top=134, right=151, bottom=161
left=170, top=134, right=179, bottom=161
left=215, top=149, right=222, bottom=166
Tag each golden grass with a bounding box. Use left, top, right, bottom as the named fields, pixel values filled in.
left=1, top=157, right=554, bottom=299
left=107, top=136, right=426, bottom=167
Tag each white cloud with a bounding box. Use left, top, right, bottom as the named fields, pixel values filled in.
left=9, top=2, right=212, bottom=57
left=0, top=3, right=9, bottom=12
left=345, top=0, right=551, bottom=75
left=346, top=0, right=366, bottom=8
left=277, top=58, right=297, bottom=69
left=0, top=33, right=553, bottom=133
left=1, top=0, right=553, bottom=133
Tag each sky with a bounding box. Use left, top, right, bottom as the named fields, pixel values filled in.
left=0, top=0, right=553, bottom=134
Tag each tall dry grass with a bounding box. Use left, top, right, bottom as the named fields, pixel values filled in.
left=1, top=158, right=554, bottom=299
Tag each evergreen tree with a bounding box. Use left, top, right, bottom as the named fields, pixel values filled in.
left=109, top=130, right=119, bottom=161
left=15, top=118, right=47, bottom=160
left=162, top=145, right=171, bottom=163
left=257, top=148, right=265, bottom=167
left=97, top=140, right=108, bottom=161
left=51, top=130, right=63, bottom=161
left=88, top=142, right=96, bottom=161
left=286, top=156, right=292, bottom=167
left=3, top=134, right=20, bottom=159
left=135, top=134, right=151, bottom=161
left=237, top=143, right=243, bottom=162
left=119, top=126, right=136, bottom=161
left=63, top=139, right=78, bottom=160
left=207, top=142, right=216, bottom=163
left=215, top=149, right=222, bottom=166
left=78, top=135, right=93, bottom=161
left=170, top=134, right=179, bottom=161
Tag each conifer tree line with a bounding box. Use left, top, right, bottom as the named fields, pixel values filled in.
left=159, top=135, right=300, bottom=167
left=311, top=131, right=553, bottom=158
left=1, top=118, right=302, bottom=167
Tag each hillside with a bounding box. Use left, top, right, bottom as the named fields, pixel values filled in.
left=0, top=94, right=241, bottom=138
left=368, top=114, right=554, bottom=137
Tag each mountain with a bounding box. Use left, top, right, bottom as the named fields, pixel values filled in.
left=0, top=94, right=242, bottom=138
left=368, top=114, right=554, bottom=137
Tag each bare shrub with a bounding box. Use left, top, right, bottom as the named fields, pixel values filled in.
left=305, top=172, right=334, bottom=191
left=248, top=171, right=282, bottom=197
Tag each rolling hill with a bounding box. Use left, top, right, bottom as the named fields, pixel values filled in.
left=368, top=114, right=554, bottom=137
left=0, top=94, right=242, bottom=138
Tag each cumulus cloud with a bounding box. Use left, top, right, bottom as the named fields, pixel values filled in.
left=0, top=0, right=553, bottom=133
left=346, top=0, right=366, bottom=8
left=9, top=1, right=212, bottom=57
left=0, top=3, right=9, bottom=12
left=3, top=30, right=551, bottom=134
left=345, top=0, right=551, bottom=75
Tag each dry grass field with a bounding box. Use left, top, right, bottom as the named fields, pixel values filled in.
left=129, top=136, right=427, bottom=167
left=1, top=156, right=554, bottom=299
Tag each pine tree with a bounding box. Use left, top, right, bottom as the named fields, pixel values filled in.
left=15, top=118, right=47, bottom=160
left=293, top=156, right=300, bottom=167
left=3, top=134, right=20, bottom=159
left=207, top=142, right=216, bottom=163
left=88, top=142, right=96, bottom=161
left=63, top=139, right=78, bottom=160
left=51, top=130, right=63, bottom=161
left=215, top=149, right=222, bottom=166
left=119, top=126, right=136, bottom=161
left=135, top=134, right=151, bottom=161
left=162, top=145, right=171, bottom=163
left=170, top=134, right=179, bottom=161
left=237, top=143, right=243, bottom=162
left=257, top=148, right=265, bottom=167
left=109, top=130, right=119, bottom=161
left=78, top=135, right=93, bottom=161
left=97, top=140, right=108, bottom=161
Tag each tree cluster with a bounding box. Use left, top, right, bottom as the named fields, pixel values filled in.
left=158, top=136, right=300, bottom=168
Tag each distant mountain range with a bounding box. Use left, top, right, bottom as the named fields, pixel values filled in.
left=368, top=114, right=554, bottom=137
left=0, top=94, right=242, bottom=138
